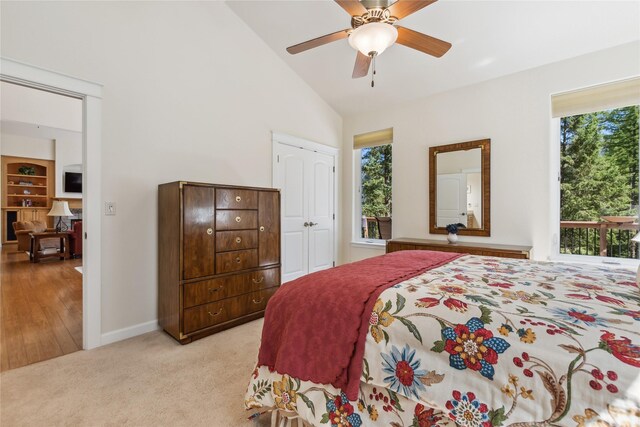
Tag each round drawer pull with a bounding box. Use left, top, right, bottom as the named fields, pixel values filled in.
left=206, top=228, right=213, bottom=235
left=208, top=308, right=223, bottom=317
left=235, top=196, right=242, bottom=202
left=259, top=226, right=265, bottom=232
left=235, top=237, right=242, bottom=244
left=235, top=257, right=241, bottom=263
left=252, top=276, right=264, bottom=284
left=235, top=216, right=242, bottom=223
left=252, top=297, right=264, bottom=304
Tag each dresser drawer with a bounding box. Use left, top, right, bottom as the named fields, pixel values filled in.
left=238, top=287, right=278, bottom=315
left=215, top=230, right=258, bottom=252
left=216, top=210, right=258, bottom=231
left=183, top=267, right=280, bottom=307
left=216, top=249, right=258, bottom=274
left=216, top=188, right=258, bottom=210
left=183, top=287, right=278, bottom=334
left=385, top=239, right=532, bottom=260
left=386, top=244, right=417, bottom=252
left=184, top=299, right=233, bottom=333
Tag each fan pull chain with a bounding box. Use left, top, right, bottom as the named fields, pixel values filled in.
left=371, top=53, right=377, bottom=88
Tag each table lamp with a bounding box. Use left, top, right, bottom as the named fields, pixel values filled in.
left=48, top=200, right=73, bottom=232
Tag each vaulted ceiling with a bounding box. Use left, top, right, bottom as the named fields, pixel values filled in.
left=228, top=0, right=640, bottom=116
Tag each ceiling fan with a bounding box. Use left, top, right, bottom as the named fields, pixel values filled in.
left=286, top=0, right=452, bottom=86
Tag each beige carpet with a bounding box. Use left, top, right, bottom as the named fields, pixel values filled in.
left=1, top=319, right=271, bottom=427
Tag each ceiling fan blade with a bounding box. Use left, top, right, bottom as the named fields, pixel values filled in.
left=396, top=26, right=451, bottom=57
left=335, top=0, right=368, bottom=16
left=387, top=0, right=437, bottom=20
left=286, top=29, right=351, bottom=54
left=352, top=51, right=371, bottom=78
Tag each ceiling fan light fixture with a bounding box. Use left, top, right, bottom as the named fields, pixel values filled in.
left=348, top=22, right=398, bottom=56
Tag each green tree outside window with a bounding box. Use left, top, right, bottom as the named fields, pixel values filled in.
left=560, top=105, right=639, bottom=258
left=360, top=145, right=392, bottom=238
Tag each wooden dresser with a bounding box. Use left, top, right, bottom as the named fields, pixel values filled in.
left=386, top=237, right=531, bottom=259
left=158, top=181, right=280, bottom=344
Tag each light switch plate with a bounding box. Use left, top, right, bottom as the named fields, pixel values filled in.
left=105, top=201, right=116, bottom=215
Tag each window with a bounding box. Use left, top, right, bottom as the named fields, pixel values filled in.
left=553, top=78, right=640, bottom=260
left=353, top=128, right=393, bottom=242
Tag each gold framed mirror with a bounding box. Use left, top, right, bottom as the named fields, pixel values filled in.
left=429, top=139, right=491, bottom=236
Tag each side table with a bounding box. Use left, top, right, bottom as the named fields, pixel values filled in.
left=29, top=231, right=71, bottom=263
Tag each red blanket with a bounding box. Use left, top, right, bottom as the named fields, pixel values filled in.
left=257, top=250, right=461, bottom=400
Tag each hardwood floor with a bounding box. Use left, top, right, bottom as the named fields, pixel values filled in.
left=0, top=244, right=82, bottom=371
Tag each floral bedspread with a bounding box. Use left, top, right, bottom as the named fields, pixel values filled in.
left=245, top=255, right=640, bottom=426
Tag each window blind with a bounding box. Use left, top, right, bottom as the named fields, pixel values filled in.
left=551, top=77, right=640, bottom=118
left=353, top=128, right=393, bottom=149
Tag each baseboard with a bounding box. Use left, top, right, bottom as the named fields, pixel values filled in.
left=100, top=319, right=159, bottom=346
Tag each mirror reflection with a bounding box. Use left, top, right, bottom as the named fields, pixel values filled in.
left=436, top=148, right=482, bottom=229
left=429, top=139, right=490, bottom=236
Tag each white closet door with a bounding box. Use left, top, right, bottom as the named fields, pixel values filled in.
left=276, top=143, right=308, bottom=283
left=308, top=151, right=334, bottom=273
left=274, top=141, right=335, bottom=283
left=436, top=173, right=467, bottom=227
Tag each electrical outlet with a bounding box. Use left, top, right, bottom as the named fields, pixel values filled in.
left=105, top=202, right=116, bottom=215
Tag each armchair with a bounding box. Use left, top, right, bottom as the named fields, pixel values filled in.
left=68, top=221, right=83, bottom=258
left=12, top=220, right=59, bottom=253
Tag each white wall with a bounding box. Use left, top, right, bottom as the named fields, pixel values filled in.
left=0, top=130, right=82, bottom=199
left=0, top=81, right=82, bottom=132
left=437, top=149, right=481, bottom=174
left=343, top=41, right=640, bottom=263
left=1, top=81, right=83, bottom=197
left=1, top=1, right=342, bottom=337
left=0, top=134, right=54, bottom=160
left=0, top=127, right=83, bottom=199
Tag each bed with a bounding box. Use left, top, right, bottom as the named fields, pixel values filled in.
left=245, top=250, right=640, bottom=426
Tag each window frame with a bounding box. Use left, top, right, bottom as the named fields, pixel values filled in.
left=352, top=145, right=392, bottom=246
left=550, top=115, right=640, bottom=268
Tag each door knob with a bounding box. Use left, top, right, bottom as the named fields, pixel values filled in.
left=303, top=222, right=310, bottom=227
left=309, top=222, right=318, bottom=227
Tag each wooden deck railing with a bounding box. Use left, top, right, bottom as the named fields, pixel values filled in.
left=560, top=221, right=639, bottom=258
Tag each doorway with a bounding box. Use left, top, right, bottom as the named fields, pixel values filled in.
left=1, top=57, right=103, bottom=357
left=272, top=133, right=338, bottom=283
left=0, top=82, right=84, bottom=370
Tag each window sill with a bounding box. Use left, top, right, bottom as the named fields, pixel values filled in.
left=351, top=240, right=386, bottom=249
left=549, top=254, right=639, bottom=269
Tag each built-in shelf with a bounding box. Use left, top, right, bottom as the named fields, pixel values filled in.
left=2, top=156, right=55, bottom=243
left=4, top=206, right=51, bottom=209
left=6, top=173, right=47, bottom=179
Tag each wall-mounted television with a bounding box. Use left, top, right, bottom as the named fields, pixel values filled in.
left=64, top=172, right=82, bottom=193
